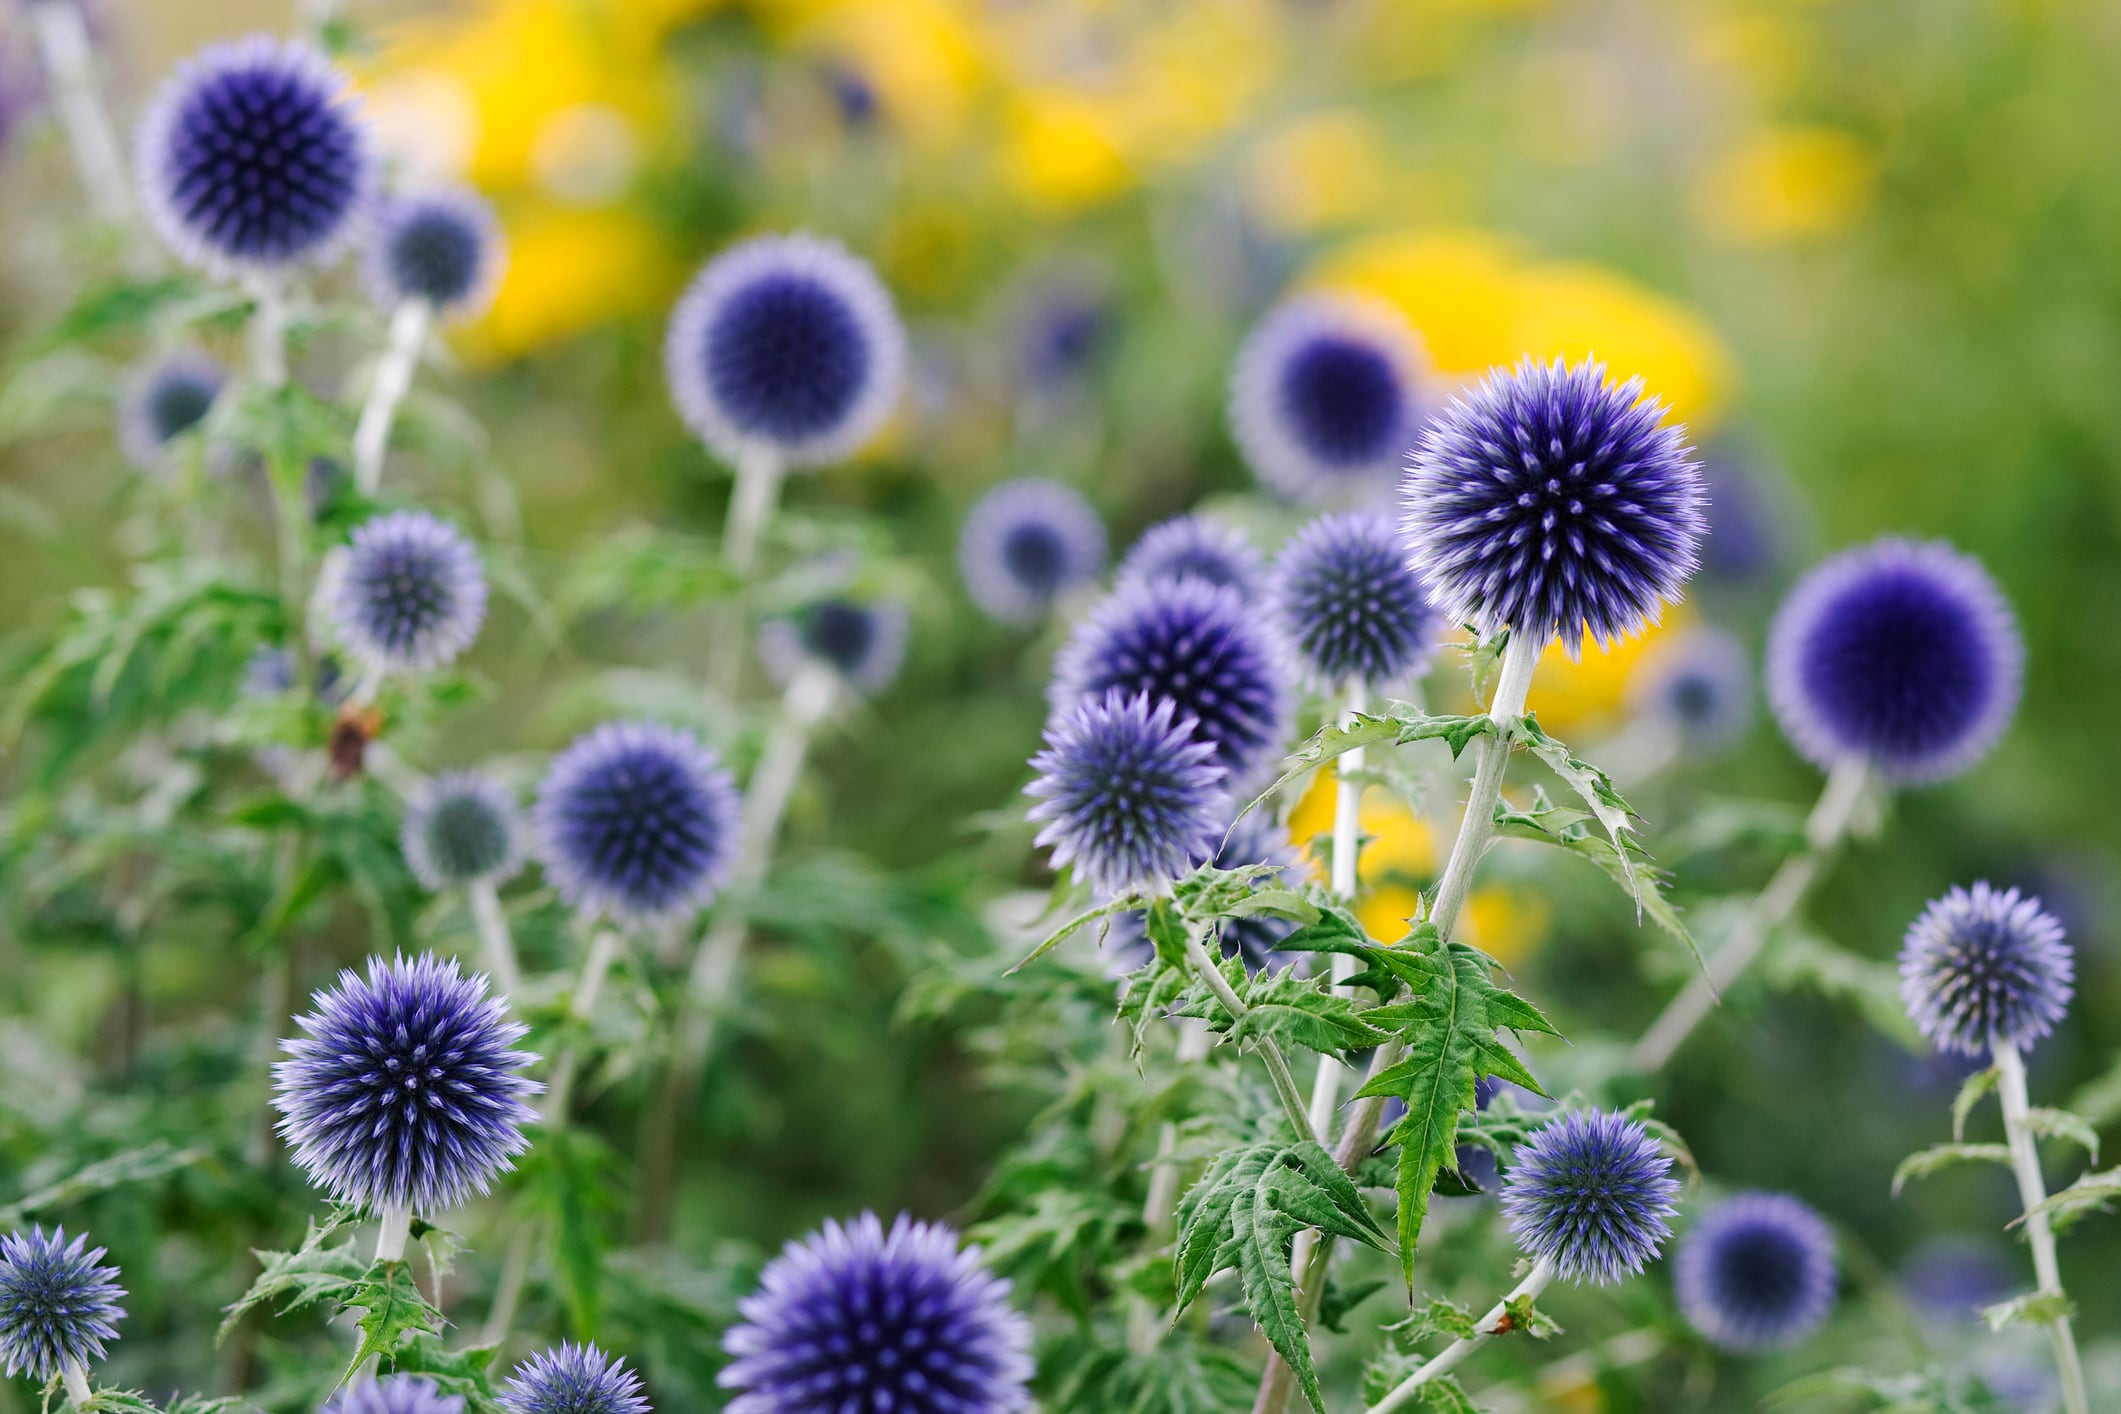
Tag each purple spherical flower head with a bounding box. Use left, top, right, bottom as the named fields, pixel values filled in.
left=1050, top=577, right=1291, bottom=785
left=1231, top=294, right=1428, bottom=502
left=1271, top=510, right=1441, bottom=690
left=959, top=478, right=1107, bottom=625
left=402, top=770, right=524, bottom=892
left=498, top=1342, right=651, bottom=1414
left=119, top=351, right=222, bottom=470
left=720, top=1212, right=1033, bottom=1414
left=1675, top=1192, right=1836, bottom=1352
left=363, top=186, right=504, bottom=320
left=1105, top=809, right=1305, bottom=976
left=1114, top=513, right=1268, bottom=604
left=1900, top=882, right=2073, bottom=1057
left=1501, top=1108, right=1680, bottom=1285
left=1402, top=357, right=1707, bottom=652
left=1768, top=538, right=2022, bottom=785
left=273, top=953, right=540, bottom=1216
left=323, top=1375, right=465, bottom=1414
left=0, top=1227, right=124, bottom=1382
left=665, top=233, right=906, bottom=468
left=135, top=36, right=373, bottom=277
left=760, top=598, right=909, bottom=696
left=1627, top=625, right=1754, bottom=752
left=533, top=721, right=742, bottom=923
left=1027, top=690, right=1227, bottom=899
left=329, top=510, right=487, bottom=675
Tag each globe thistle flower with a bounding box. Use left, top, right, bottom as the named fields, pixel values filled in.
left=1270, top=510, right=1441, bottom=690
left=1401, top=357, right=1707, bottom=651
left=322, top=1375, right=465, bottom=1414
left=1114, top=513, right=1267, bottom=604
left=1230, top=294, right=1427, bottom=502
left=533, top=721, right=742, bottom=923
left=402, top=770, right=525, bottom=892
left=135, top=36, right=373, bottom=277
left=1626, top=626, right=1754, bottom=752
left=720, top=1212, right=1033, bottom=1414
left=1899, top=882, right=2073, bottom=1057
left=1106, top=809, right=1305, bottom=975
left=1767, top=538, right=2022, bottom=785
left=328, top=510, right=487, bottom=675
left=665, top=233, right=906, bottom=468
left=1698, top=445, right=1787, bottom=584
left=273, top=953, right=540, bottom=1216
left=1501, top=1108, right=1680, bottom=1285
left=959, top=478, right=1107, bottom=625
left=1026, top=690, right=1227, bottom=899
left=0, top=1227, right=124, bottom=1383
left=760, top=598, right=909, bottom=696
left=1050, top=577, right=1290, bottom=784
left=1675, top=1192, right=1837, bottom=1351
left=497, top=1342, right=651, bottom=1414
left=1018, top=282, right=1111, bottom=390
left=119, top=351, right=222, bottom=469
left=362, top=186, right=504, bottom=320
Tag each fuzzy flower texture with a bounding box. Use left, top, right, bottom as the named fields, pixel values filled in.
left=959, top=478, right=1107, bottom=625
left=365, top=187, right=504, bottom=319
left=1402, top=357, right=1706, bottom=651
left=720, top=1212, right=1033, bottom=1414
left=1501, top=1108, right=1680, bottom=1285
left=329, top=510, right=488, bottom=675
left=498, top=1343, right=652, bottom=1414
left=324, top=1376, right=465, bottom=1414
left=402, top=770, right=525, bottom=892
left=1900, top=882, right=2073, bottom=1057
left=273, top=953, right=541, bottom=1215
left=0, top=1227, right=124, bottom=1383
left=1115, top=513, right=1267, bottom=603
left=1271, top=509, right=1438, bottom=690
left=1231, top=295, right=1427, bottom=502
left=1676, top=1192, right=1837, bottom=1352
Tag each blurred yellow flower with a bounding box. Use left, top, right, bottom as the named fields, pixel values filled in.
left=1245, top=110, right=1392, bottom=236
left=1506, top=262, right=1734, bottom=431
left=766, top=0, right=991, bottom=147
left=1360, top=884, right=1424, bottom=944
left=1693, top=125, right=1876, bottom=246
left=1000, top=88, right=1135, bottom=213
left=460, top=207, right=671, bottom=361
left=1310, top=228, right=1525, bottom=377
left=1523, top=612, right=1687, bottom=739
left=1688, top=14, right=1812, bottom=105
left=1461, top=885, right=1550, bottom=969
left=1288, top=772, right=1440, bottom=941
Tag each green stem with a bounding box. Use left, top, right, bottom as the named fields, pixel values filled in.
left=1994, top=1036, right=2089, bottom=1414
left=1365, top=1257, right=1557, bottom=1414
left=1180, top=922, right=1317, bottom=1144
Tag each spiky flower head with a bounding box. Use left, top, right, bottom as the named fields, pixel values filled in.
left=1767, top=538, right=2022, bottom=785
left=533, top=721, right=742, bottom=923
left=665, top=233, right=906, bottom=468
left=1027, top=690, right=1227, bottom=899
left=1501, top=1108, right=1680, bottom=1284
left=1114, top=513, right=1267, bottom=604
left=363, top=186, right=504, bottom=319
left=1230, top=294, right=1428, bottom=502
left=402, top=770, right=525, bottom=892
left=720, top=1212, right=1033, bottom=1414
left=959, top=478, right=1107, bottom=625
left=323, top=1375, right=465, bottom=1414
left=1627, top=625, right=1754, bottom=752
left=1900, top=882, right=2072, bottom=1057
left=135, top=36, right=373, bottom=277
left=760, top=598, right=909, bottom=696
left=1050, top=577, right=1290, bottom=784
left=0, top=1227, right=124, bottom=1382
left=273, top=953, right=540, bottom=1215
left=1271, top=510, right=1440, bottom=690
left=1401, top=357, right=1706, bottom=652
left=328, top=510, right=487, bottom=674
left=497, top=1343, right=651, bottom=1414
left=1675, top=1192, right=1837, bottom=1351
left=119, top=351, right=223, bottom=470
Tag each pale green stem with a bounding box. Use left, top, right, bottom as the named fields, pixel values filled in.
left=710, top=440, right=785, bottom=695
left=467, top=878, right=522, bottom=1001
left=1180, top=925, right=1317, bottom=1144
left=1630, top=755, right=1870, bottom=1072
left=1994, top=1036, right=2089, bottom=1414
left=29, top=0, right=132, bottom=229
left=352, top=300, right=431, bottom=496
left=248, top=275, right=289, bottom=390
left=61, top=1361, right=91, bottom=1408
left=1365, top=1257, right=1557, bottom=1414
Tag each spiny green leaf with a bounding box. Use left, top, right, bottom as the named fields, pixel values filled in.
left=388, top=1335, right=503, bottom=1410
left=1174, top=1141, right=1392, bottom=1414
left=2021, top=1166, right=2121, bottom=1233
left=0, top=1141, right=203, bottom=1229
left=1352, top=927, right=1558, bottom=1281
left=1981, top=1289, right=2073, bottom=1331
left=1240, top=710, right=1494, bottom=828
left=1406, top=1378, right=1483, bottom=1414
left=2024, top=1108, right=2100, bottom=1163
left=1175, top=963, right=1392, bottom=1057
left=1386, top=1295, right=1480, bottom=1343
left=1890, top=1142, right=2011, bottom=1197
left=344, top=1260, right=445, bottom=1386
left=1499, top=1291, right=1563, bottom=1340
left=1012, top=893, right=1145, bottom=973
left=1493, top=791, right=1696, bottom=965
left=1951, top=1067, right=1999, bottom=1140
left=216, top=1212, right=366, bottom=1344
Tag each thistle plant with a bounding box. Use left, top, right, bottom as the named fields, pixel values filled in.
left=1674, top=1191, right=1838, bottom=1352
left=0, top=1226, right=124, bottom=1407
left=401, top=770, right=529, bottom=996
left=496, top=1343, right=653, bottom=1414
left=960, top=477, right=1109, bottom=626
left=1114, top=512, right=1269, bottom=602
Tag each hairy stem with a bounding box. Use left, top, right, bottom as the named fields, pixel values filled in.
left=373, top=1203, right=412, bottom=1264
left=1181, top=925, right=1318, bottom=1144
left=248, top=276, right=289, bottom=391
left=1993, top=1037, right=2089, bottom=1414
left=1365, top=1256, right=1557, bottom=1414
left=352, top=300, right=431, bottom=496
left=29, top=0, right=133, bottom=231
left=709, top=440, right=784, bottom=697
left=467, top=878, right=522, bottom=1001
left=1630, top=755, right=1870, bottom=1072
left=545, top=928, right=623, bottom=1121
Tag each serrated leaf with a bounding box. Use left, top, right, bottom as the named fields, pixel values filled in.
left=1176, top=964, right=1392, bottom=1057
left=1951, top=1067, right=1999, bottom=1141
left=0, top=1141, right=203, bottom=1228
left=1981, top=1288, right=2073, bottom=1331
left=389, top=1335, right=502, bottom=1410
left=1351, top=927, right=1557, bottom=1281
left=1240, top=710, right=1494, bottom=828
left=1890, top=1142, right=2011, bottom=1197
left=1174, top=1140, right=1392, bottom=1414
left=1387, top=1295, right=1480, bottom=1343
left=1493, top=792, right=1696, bottom=965
left=217, top=1212, right=366, bottom=1343
left=344, top=1260, right=444, bottom=1385
left=1407, top=1378, right=1482, bottom=1414
left=2024, top=1108, right=2099, bottom=1163
left=1499, top=1291, right=1563, bottom=1340
left=2021, top=1166, right=2121, bottom=1233
left=1011, top=893, right=1144, bottom=973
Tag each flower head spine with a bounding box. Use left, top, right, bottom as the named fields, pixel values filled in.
left=0, top=1227, right=125, bottom=1382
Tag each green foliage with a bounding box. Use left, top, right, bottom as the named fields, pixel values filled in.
left=1173, top=1140, right=1393, bottom=1414
left=1980, top=1289, right=2073, bottom=1331
left=218, top=1213, right=367, bottom=1344
left=1767, top=1367, right=2018, bottom=1412
left=1890, top=1143, right=2011, bottom=1197
left=2025, top=1167, right=2121, bottom=1233
left=345, top=1261, right=447, bottom=1386
left=1043, top=1328, right=1262, bottom=1414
